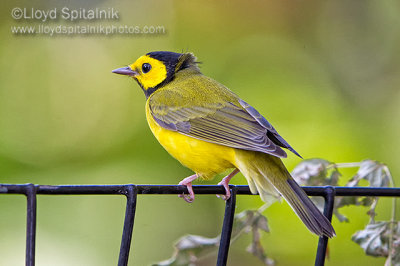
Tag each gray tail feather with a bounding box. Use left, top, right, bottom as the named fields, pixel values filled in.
left=234, top=150, right=335, bottom=237
left=285, top=178, right=335, bottom=238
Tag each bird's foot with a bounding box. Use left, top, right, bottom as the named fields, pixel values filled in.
left=178, top=174, right=198, bottom=203
left=217, top=179, right=230, bottom=200
left=217, top=169, right=240, bottom=200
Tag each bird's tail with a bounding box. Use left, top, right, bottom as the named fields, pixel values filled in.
left=234, top=149, right=335, bottom=238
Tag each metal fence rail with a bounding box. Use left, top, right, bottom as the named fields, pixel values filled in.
left=1, top=184, right=399, bottom=266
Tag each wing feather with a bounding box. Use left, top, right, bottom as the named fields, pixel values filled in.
left=238, top=99, right=302, bottom=157
left=149, top=83, right=300, bottom=158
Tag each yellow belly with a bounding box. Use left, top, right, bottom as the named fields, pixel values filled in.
left=145, top=102, right=236, bottom=180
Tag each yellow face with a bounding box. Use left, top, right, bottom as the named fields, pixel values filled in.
left=129, top=55, right=167, bottom=90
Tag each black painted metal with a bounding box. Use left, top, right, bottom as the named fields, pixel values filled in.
left=315, top=187, right=336, bottom=266
left=25, top=184, right=37, bottom=266
left=118, top=185, right=138, bottom=266
left=2, top=184, right=399, bottom=196
left=217, top=186, right=237, bottom=266
left=0, top=183, right=399, bottom=266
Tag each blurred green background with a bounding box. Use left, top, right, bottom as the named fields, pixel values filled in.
left=1, top=0, right=399, bottom=265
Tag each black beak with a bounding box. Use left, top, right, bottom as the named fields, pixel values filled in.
left=112, top=66, right=138, bottom=76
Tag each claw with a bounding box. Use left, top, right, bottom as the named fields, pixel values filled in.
left=216, top=169, right=240, bottom=201
left=178, top=193, right=194, bottom=203
left=178, top=174, right=198, bottom=203
left=217, top=180, right=231, bottom=200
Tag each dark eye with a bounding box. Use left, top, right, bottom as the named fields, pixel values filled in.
left=142, top=63, right=152, bottom=73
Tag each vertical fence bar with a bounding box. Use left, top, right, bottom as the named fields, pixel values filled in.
left=217, top=186, right=237, bottom=266
left=314, top=186, right=335, bottom=266
left=118, top=185, right=138, bottom=266
left=25, top=184, right=37, bottom=266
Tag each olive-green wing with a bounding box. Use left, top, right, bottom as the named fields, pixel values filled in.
left=149, top=88, right=300, bottom=158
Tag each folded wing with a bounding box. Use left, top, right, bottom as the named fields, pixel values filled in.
left=149, top=91, right=300, bottom=158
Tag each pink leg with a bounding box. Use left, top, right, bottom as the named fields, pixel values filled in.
left=217, top=169, right=240, bottom=200
left=178, top=174, right=199, bottom=203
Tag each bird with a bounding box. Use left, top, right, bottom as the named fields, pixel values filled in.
left=112, top=51, right=335, bottom=237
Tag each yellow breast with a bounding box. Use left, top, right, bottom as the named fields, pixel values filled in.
left=145, top=100, right=235, bottom=180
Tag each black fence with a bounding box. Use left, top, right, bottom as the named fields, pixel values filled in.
left=1, top=184, right=399, bottom=266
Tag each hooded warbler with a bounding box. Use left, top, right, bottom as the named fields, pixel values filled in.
left=112, top=51, right=335, bottom=237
